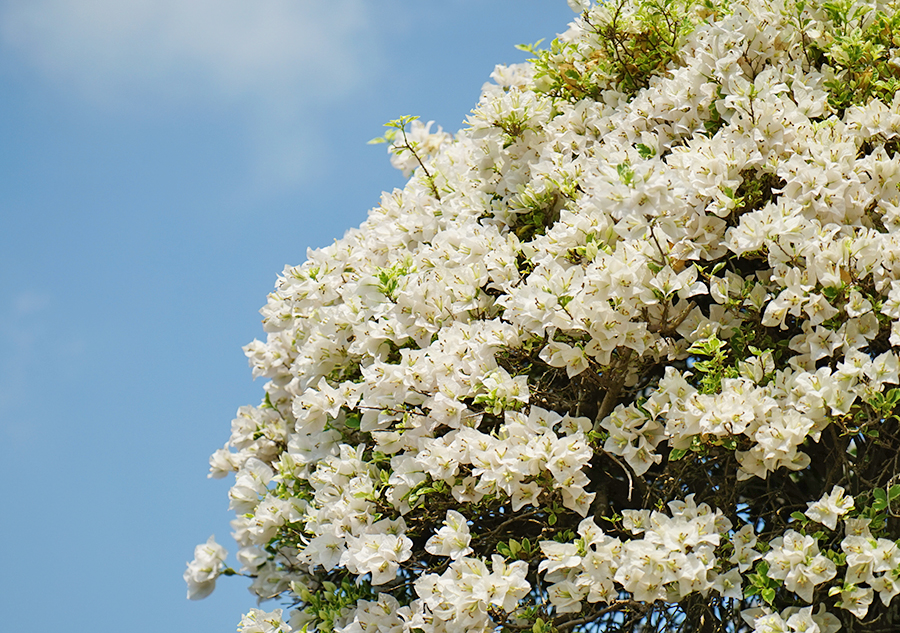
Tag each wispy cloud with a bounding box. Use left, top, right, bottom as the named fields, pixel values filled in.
left=0, top=291, right=59, bottom=440
left=0, top=0, right=385, bottom=188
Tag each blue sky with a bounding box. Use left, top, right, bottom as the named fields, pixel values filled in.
left=0, top=1, right=576, bottom=631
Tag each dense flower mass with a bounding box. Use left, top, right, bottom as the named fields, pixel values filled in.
left=188, top=0, right=900, bottom=631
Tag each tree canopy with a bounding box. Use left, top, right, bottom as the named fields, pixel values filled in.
left=186, top=0, right=900, bottom=631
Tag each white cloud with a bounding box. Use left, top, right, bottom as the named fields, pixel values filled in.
left=0, top=0, right=386, bottom=188
left=1, top=0, right=378, bottom=104
left=0, top=291, right=54, bottom=439
left=12, top=291, right=51, bottom=316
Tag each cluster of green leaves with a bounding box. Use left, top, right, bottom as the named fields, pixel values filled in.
left=472, top=390, right=524, bottom=415
left=852, top=483, right=900, bottom=530
left=509, top=188, right=563, bottom=242
left=495, top=110, right=538, bottom=148
left=295, top=577, right=377, bottom=633
left=508, top=175, right=578, bottom=241
left=668, top=433, right=739, bottom=462
left=745, top=560, right=782, bottom=606
left=838, top=386, right=900, bottom=447
left=865, top=388, right=900, bottom=424
left=404, top=477, right=449, bottom=509
left=374, top=257, right=414, bottom=302
left=687, top=334, right=734, bottom=394
left=496, top=536, right=537, bottom=560
left=367, top=115, right=419, bottom=147
left=724, top=169, right=785, bottom=220
left=519, top=0, right=712, bottom=100
left=872, top=484, right=900, bottom=518
left=798, top=0, right=900, bottom=113
left=564, top=232, right=611, bottom=265
left=616, top=161, right=638, bottom=187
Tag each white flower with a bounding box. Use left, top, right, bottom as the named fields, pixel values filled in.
left=183, top=536, right=228, bottom=600
left=712, top=567, right=743, bottom=600
left=341, top=532, right=413, bottom=586
left=804, top=486, right=854, bottom=530
left=539, top=340, right=591, bottom=377
left=301, top=532, right=345, bottom=572
left=238, top=608, right=292, bottom=633
left=837, top=584, right=874, bottom=618
left=425, top=510, right=474, bottom=560
left=567, top=0, right=591, bottom=12
left=764, top=530, right=836, bottom=602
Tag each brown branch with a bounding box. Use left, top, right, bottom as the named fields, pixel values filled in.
left=594, top=348, right=635, bottom=430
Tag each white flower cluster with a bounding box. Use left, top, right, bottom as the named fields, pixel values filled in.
left=187, top=0, right=900, bottom=629
left=183, top=535, right=228, bottom=600
left=749, top=486, right=900, bottom=620
left=415, top=406, right=596, bottom=515
left=538, top=495, right=734, bottom=611
left=413, top=555, right=531, bottom=632
left=337, top=594, right=411, bottom=633
left=742, top=605, right=840, bottom=633
left=834, top=517, right=900, bottom=618
left=764, top=530, right=837, bottom=603
left=237, top=609, right=294, bottom=633
left=601, top=358, right=887, bottom=479
left=425, top=510, right=473, bottom=560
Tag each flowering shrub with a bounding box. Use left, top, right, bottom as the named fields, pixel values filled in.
left=187, top=0, right=900, bottom=631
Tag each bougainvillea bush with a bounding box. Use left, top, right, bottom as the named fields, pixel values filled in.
left=186, top=0, right=900, bottom=630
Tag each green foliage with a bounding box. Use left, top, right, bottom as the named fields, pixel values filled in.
left=367, top=115, right=421, bottom=146
left=616, top=162, right=637, bottom=187
left=745, top=560, right=783, bottom=605
left=374, top=257, right=414, bottom=301
left=295, top=577, right=377, bottom=633
left=865, top=387, right=900, bottom=421
left=403, top=477, right=449, bottom=508
left=729, top=169, right=785, bottom=218
left=688, top=334, right=732, bottom=394
left=871, top=484, right=900, bottom=513
left=508, top=175, right=578, bottom=241
left=802, top=0, right=900, bottom=113
left=496, top=537, right=535, bottom=560
left=519, top=0, right=713, bottom=100
left=636, top=143, right=656, bottom=159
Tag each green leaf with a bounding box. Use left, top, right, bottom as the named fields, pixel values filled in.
left=761, top=587, right=776, bottom=605
left=887, top=388, right=900, bottom=408
left=669, top=448, right=688, bottom=461
left=616, top=162, right=636, bottom=186
left=345, top=413, right=361, bottom=429
left=515, top=39, right=544, bottom=54
left=636, top=143, right=655, bottom=159
left=791, top=511, right=807, bottom=522
left=889, top=485, right=900, bottom=501
left=548, top=513, right=558, bottom=526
